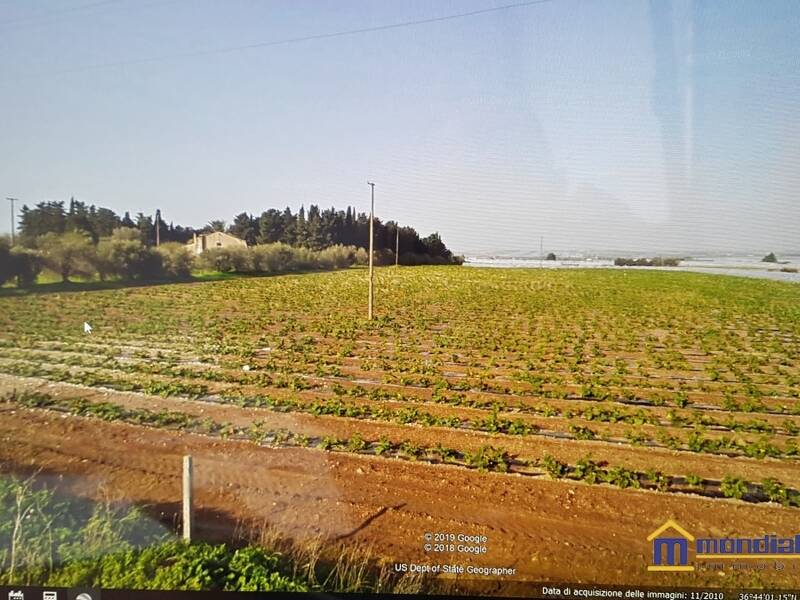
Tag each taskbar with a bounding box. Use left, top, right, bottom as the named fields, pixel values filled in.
left=2, top=584, right=800, bottom=600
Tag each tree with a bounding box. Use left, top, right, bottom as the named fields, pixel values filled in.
left=762, top=252, right=778, bottom=263
left=279, top=207, right=295, bottom=245
left=121, top=212, right=136, bottom=228
left=546, top=252, right=557, bottom=261
left=206, top=220, right=226, bottom=233
left=295, top=206, right=307, bottom=246
left=18, top=201, right=67, bottom=245
left=257, top=209, right=283, bottom=244
left=96, top=227, right=161, bottom=280
left=420, top=232, right=451, bottom=259
left=66, top=197, right=93, bottom=237
left=135, top=213, right=155, bottom=246
left=38, top=231, right=95, bottom=282
left=306, top=205, right=329, bottom=250
left=228, top=213, right=258, bottom=246
left=89, top=207, right=121, bottom=238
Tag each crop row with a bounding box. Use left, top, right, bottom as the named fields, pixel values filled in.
left=2, top=331, right=799, bottom=418
left=2, top=270, right=797, bottom=382
left=3, top=388, right=799, bottom=509
left=3, top=355, right=799, bottom=462
left=3, top=345, right=800, bottom=434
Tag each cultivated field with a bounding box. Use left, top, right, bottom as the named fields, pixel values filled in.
left=1, top=267, right=799, bottom=591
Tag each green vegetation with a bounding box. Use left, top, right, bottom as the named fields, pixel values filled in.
left=0, top=238, right=41, bottom=287
left=0, top=474, right=420, bottom=593
left=0, top=267, right=799, bottom=517
left=8, top=199, right=460, bottom=287
left=5, top=388, right=800, bottom=511
left=613, top=257, right=681, bottom=267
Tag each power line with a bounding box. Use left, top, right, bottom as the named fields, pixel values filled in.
left=0, top=0, right=123, bottom=28
left=0, top=0, right=185, bottom=33
left=15, top=0, right=556, bottom=80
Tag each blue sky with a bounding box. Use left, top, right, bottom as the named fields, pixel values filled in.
left=1, top=0, right=798, bottom=254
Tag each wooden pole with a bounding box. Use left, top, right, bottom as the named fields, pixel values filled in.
left=6, top=198, right=17, bottom=246
left=182, top=455, right=193, bottom=542
left=540, top=236, right=543, bottom=268
left=367, top=182, right=375, bottom=320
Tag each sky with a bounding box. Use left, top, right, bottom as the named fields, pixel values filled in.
left=1, top=0, right=798, bottom=255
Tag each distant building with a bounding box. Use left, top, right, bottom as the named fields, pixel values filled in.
left=186, top=231, right=247, bottom=255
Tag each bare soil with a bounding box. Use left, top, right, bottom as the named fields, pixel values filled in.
left=1, top=376, right=799, bottom=592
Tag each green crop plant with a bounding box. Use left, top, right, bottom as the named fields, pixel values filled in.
left=720, top=475, right=748, bottom=500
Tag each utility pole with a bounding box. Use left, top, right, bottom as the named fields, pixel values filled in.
left=155, top=209, right=161, bottom=246
left=6, top=198, right=17, bottom=246
left=540, top=236, right=543, bottom=268
left=395, top=226, right=399, bottom=267
left=367, top=182, right=375, bottom=320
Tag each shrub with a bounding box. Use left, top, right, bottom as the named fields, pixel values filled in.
left=291, top=246, right=317, bottom=271
left=316, top=245, right=356, bottom=270
left=613, top=257, right=680, bottom=267
left=198, top=247, right=251, bottom=273
left=9, top=247, right=42, bottom=287
left=41, top=541, right=306, bottom=592
left=156, top=243, right=193, bottom=279
left=199, top=243, right=361, bottom=275
left=250, top=243, right=296, bottom=272
left=0, top=237, right=11, bottom=284
left=353, top=247, right=369, bottom=266
left=0, top=474, right=166, bottom=585
left=399, top=252, right=462, bottom=266
left=95, top=228, right=162, bottom=280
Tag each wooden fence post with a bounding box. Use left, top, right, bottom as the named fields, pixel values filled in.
left=182, top=455, right=193, bottom=542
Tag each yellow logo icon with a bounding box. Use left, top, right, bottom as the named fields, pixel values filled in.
left=647, top=519, right=695, bottom=572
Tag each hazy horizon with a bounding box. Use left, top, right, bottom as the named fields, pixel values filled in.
left=2, top=0, right=799, bottom=256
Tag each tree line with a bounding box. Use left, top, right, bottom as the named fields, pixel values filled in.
left=1, top=198, right=461, bottom=286
left=16, top=198, right=459, bottom=261
left=0, top=229, right=372, bottom=287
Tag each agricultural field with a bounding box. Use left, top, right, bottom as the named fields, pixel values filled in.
left=1, top=266, right=800, bottom=592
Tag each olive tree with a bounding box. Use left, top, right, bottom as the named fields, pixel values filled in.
left=37, top=231, right=95, bottom=282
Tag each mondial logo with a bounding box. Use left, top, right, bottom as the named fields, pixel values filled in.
left=647, top=519, right=695, bottom=572
left=647, top=519, right=800, bottom=572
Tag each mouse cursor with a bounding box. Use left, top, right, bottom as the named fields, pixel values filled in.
left=83, top=322, right=93, bottom=334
